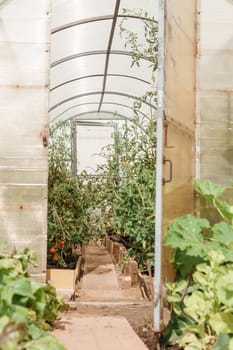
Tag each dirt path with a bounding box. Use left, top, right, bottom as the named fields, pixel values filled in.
left=74, top=244, right=153, bottom=324
left=53, top=244, right=156, bottom=349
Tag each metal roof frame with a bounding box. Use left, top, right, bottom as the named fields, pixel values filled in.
left=52, top=14, right=157, bottom=35
left=50, top=74, right=150, bottom=92
left=49, top=0, right=157, bottom=124
left=49, top=91, right=157, bottom=113
left=50, top=101, right=151, bottom=124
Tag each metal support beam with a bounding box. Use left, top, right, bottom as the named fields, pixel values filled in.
left=154, top=0, right=165, bottom=331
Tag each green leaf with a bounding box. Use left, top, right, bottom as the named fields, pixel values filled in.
left=184, top=291, right=210, bottom=323
left=30, top=280, right=43, bottom=295
left=208, top=250, right=225, bottom=266
left=195, top=179, right=225, bottom=200
left=216, top=271, right=233, bottom=308
left=13, top=278, right=35, bottom=299
left=0, top=258, right=23, bottom=274
left=1, top=284, right=13, bottom=305
left=204, top=241, right=233, bottom=263
left=174, top=280, right=187, bottom=293
left=164, top=215, right=209, bottom=257
left=173, top=303, right=182, bottom=315
left=209, top=312, right=233, bottom=334
left=215, top=199, right=233, bottom=222
left=32, top=301, right=46, bottom=316
left=178, top=333, right=203, bottom=350
left=212, top=222, right=233, bottom=245
left=193, top=270, right=209, bottom=288
left=167, top=294, right=182, bottom=303
left=212, top=333, right=230, bottom=350
left=12, top=305, right=28, bottom=323
left=27, top=324, right=46, bottom=339
left=24, top=335, right=66, bottom=350
left=172, top=250, right=203, bottom=276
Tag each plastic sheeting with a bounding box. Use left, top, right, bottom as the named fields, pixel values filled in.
left=0, top=0, right=50, bottom=282
left=49, top=0, right=157, bottom=124
left=196, top=0, right=233, bottom=186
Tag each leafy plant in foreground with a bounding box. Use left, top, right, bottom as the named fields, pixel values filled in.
left=163, top=179, right=233, bottom=349
left=0, top=242, right=68, bottom=349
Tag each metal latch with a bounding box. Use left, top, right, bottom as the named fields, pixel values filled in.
left=163, top=118, right=174, bottom=149
left=163, top=156, right=173, bottom=185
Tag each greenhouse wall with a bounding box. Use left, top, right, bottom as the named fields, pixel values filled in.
left=196, top=0, right=233, bottom=186
left=162, top=0, right=196, bottom=281
left=0, top=1, right=51, bottom=282
left=196, top=0, right=233, bottom=215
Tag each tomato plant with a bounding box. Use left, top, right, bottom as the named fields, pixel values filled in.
left=47, top=122, right=96, bottom=268
left=58, top=241, right=65, bottom=247
left=93, top=118, right=156, bottom=269
left=84, top=9, right=158, bottom=270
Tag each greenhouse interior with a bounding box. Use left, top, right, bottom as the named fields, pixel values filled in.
left=0, top=0, right=233, bottom=349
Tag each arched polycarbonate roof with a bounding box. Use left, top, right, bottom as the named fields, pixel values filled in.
left=49, top=0, right=158, bottom=124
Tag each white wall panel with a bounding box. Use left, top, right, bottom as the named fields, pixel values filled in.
left=0, top=0, right=50, bottom=282
left=196, top=0, right=233, bottom=185
left=76, top=125, right=114, bottom=174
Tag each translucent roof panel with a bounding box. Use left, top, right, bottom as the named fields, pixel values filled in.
left=107, top=54, right=152, bottom=83
left=50, top=76, right=104, bottom=106
left=50, top=55, right=106, bottom=89
left=105, top=75, right=149, bottom=98
left=49, top=0, right=157, bottom=124
left=51, top=21, right=112, bottom=63
left=51, top=0, right=116, bottom=28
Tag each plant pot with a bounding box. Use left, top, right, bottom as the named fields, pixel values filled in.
left=46, top=256, right=83, bottom=299
left=46, top=268, right=75, bottom=291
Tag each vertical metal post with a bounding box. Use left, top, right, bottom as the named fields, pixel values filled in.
left=154, top=0, right=165, bottom=331
left=71, top=121, right=77, bottom=175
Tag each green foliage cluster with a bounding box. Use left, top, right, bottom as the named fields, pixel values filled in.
left=85, top=9, right=158, bottom=269
left=47, top=9, right=158, bottom=271
left=92, top=118, right=156, bottom=269
left=163, top=179, right=233, bottom=350
left=120, top=8, right=158, bottom=72
left=0, top=242, right=68, bottom=350
left=48, top=122, right=94, bottom=268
